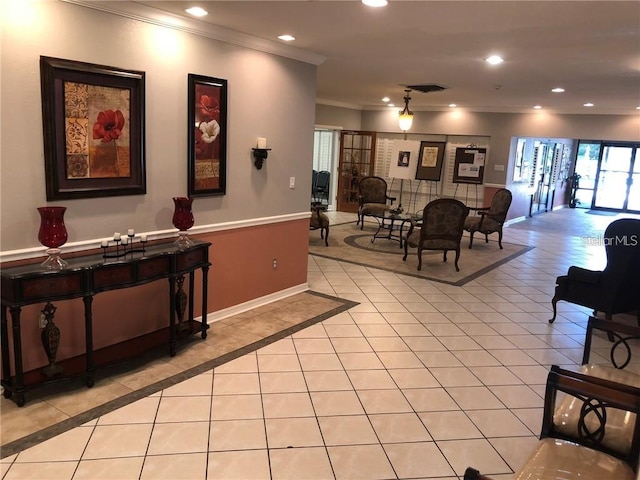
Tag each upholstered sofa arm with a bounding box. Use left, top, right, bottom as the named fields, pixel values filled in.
left=566, top=265, right=602, bottom=284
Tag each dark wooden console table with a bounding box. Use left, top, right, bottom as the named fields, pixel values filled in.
left=1, top=240, right=211, bottom=406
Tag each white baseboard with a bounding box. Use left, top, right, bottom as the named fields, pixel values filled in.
left=203, top=283, right=310, bottom=323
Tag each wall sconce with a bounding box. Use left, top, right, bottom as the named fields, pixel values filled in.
left=398, top=89, right=414, bottom=132
left=252, top=137, right=271, bottom=169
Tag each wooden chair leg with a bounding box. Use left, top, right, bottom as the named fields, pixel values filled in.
left=323, top=225, right=329, bottom=246
left=485, top=233, right=489, bottom=243
left=454, top=248, right=460, bottom=272
left=417, top=248, right=423, bottom=271
left=469, top=231, right=475, bottom=249
left=498, top=230, right=503, bottom=249
left=549, top=296, right=559, bottom=323
left=443, top=250, right=448, bottom=263
left=402, top=240, right=409, bottom=261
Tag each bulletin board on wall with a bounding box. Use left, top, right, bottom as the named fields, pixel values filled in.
left=452, top=147, right=486, bottom=184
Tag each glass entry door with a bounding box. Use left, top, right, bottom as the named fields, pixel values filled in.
left=593, top=144, right=638, bottom=211
left=336, top=130, right=376, bottom=213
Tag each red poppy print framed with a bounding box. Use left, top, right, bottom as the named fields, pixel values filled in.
left=187, top=74, right=227, bottom=197
left=40, top=56, right=146, bottom=200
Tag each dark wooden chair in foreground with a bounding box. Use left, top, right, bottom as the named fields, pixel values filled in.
left=463, top=188, right=512, bottom=249
left=549, top=218, right=640, bottom=324
left=357, top=176, right=395, bottom=229
left=403, top=198, right=468, bottom=271
left=465, top=365, right=640, bottom=480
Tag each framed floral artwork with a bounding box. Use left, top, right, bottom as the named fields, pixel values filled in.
left=187, top=74, right=227, bottom=196
left=40, top=56, right=146, bottom=200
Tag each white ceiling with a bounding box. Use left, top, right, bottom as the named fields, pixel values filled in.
left=73, top=0, right=640, bottom=115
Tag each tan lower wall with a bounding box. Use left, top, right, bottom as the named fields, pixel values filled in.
left=2, top=218, right=310, bottom=374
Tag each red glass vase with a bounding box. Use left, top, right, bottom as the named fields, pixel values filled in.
left=37, top=206, right=69, bottom=270
left=172, top=197, right=194, bottom=248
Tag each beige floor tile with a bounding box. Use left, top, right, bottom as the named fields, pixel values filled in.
left=207, top=450, right=270, bottom=480
left=293, top=338, right=335, bottom=354
left=213, top=353, right=258, bottom=373
left=403, top=388, right=459, bottom=412
left=376, top=351, right=424, bottom=369
left=303, top=370, right=353, bottom=391
left=490, top=436, right=540, bottom=473
left=262, top=392, right=315, bottom=418
left=212, top=372, right=261, bottom=395
left=419, top=411, right=482, bottom=440
left=324, top=324, right=365, bottom=337
left=328, top=444, right=396, bottom=480
left=447, top=386, right=504, bottom=410
left=437, top=438, right=512, bottom=476
left=384, top=442, right=455, bottom=478
left=97, top=397, right=160, bottom=426
left=211, top=394, right=263, bottom=420
left=257, top=354, right=302, bottom=372
left=4, top=460, right=77, bottom=480
left=257, top=338, right=296, bottom=354
left=259, top=371, right=308, bottom=393
left=430, top=367, right=483, bottom=387
left=74, top=457, right=145, bottom=480
left=467, top=409, right=534, bottom=437
left=388, top=368, right=440, bottom=389
left=489, top=385, right=544, bottom=408
left=347, top=369, right=396, bottom=390
left=15, top=427, right=93, bottom=462
left=209, top=419, right=267, bottom=451
left=270, top=446, right=334, bottom=480
left=42, top=379, right=134, bottom=418
left=298, top=353, right=344, bottom=371
left=318, top=415, right=379, bottom=446
left=147, top=421, right=209, bottom=455
left=0, top=400, right=70, bottom=445
left=356, top=389, right=413, bottom=414
left=83, top=424, right=154, bottom=459
left=369, top=413, right=431, bottom=443
left=330, top=337, right=373, bottom=353
left=265, top=417, right=324, bottom=448
left=310, top=390, right=365, bottom=416
left=155, top=395, right=212, bottom=423
left=337, top=352, right=385, bottom=370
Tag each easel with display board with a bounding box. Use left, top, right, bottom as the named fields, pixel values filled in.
left=413, top=141, right=447, bottom=209
left=452, top=145, right=486, bottom=208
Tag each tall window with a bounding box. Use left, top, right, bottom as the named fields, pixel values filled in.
left=313, top=130, right=334, bottom=172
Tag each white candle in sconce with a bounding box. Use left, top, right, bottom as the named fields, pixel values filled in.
left=101, top=240, right=108, bottom=248
left=128, top=229, right=135, bottom=236
left=257, top=137, right=267, bottom=149
left=140, top=234, right=147, bottom=242
left=114, top=232, right=121, bottom=241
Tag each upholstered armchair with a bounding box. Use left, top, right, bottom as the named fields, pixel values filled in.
left=463, top=188, right=512, bottom=249
left=549, top=218, right=640, bottom=324
left=357, top=176, right=395, bottom=229
left=402, top=198, right=468, bottom=271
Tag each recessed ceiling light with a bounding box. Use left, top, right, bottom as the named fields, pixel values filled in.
left=533, top=105, right=542, bottom=109
left=551, top=87, right=565, bottom=93
left=485, top=55, right=504, bottom=65
left=381, top=97, right=390, bottom=102
left=583, top=103, right=594, bottom=107
left=362, top=0, right=388, bottom=7
left=448, top=104, right=457, bottom=108
left=185, top=6, right=208, bottom=17
left=278, top=34, right=295, bottom=41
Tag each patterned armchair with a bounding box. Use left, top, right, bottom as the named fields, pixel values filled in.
left=463, top=188, right=512, bottom=249
left=402, top=198, right=469, bottom=271
left=550, top=218, right=640, bottom=324
left=357, top=176, right=395, bottom=229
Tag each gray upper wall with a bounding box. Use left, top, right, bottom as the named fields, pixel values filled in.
left=1, top=1, right=317, bottom=252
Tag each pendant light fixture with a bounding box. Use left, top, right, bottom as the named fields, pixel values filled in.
left=398, top=89, right=414, bottom=132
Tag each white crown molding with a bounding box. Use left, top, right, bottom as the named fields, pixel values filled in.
left=61, top=0, right=326, bottom=66
left=315, top=98, right=363, bottom=110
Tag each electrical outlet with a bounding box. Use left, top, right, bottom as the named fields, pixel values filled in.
left=39, top=314, right=47, bottom=329
left=272, top=258, right=278, bottom=269
left=289, top=177, right=295, bottom=189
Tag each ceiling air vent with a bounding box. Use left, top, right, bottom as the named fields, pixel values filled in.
left=406, top=84, right=448, bottom=94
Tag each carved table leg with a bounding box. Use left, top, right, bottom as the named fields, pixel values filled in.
left=169, top=276, right=177, bottom=356
left=10, top=306, right=25, bottom=406
left=175, top=275, right=188, bottom=334
left=201, top=265, right=209, bottom=339
left=83, top=295, right=95, bottom=388
left=40, top=302, right=64, bottom=379
left=1, top=305, right=13, bottom=399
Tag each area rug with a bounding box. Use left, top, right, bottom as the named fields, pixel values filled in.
left=309, top=222, right=533, bottom=286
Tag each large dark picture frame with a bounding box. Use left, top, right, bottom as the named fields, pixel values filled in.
left=187, top=74, right=227, bottom=197
left=415, top=141, right=446, bottom=181
left=40, top=56, right=146, bottom=201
